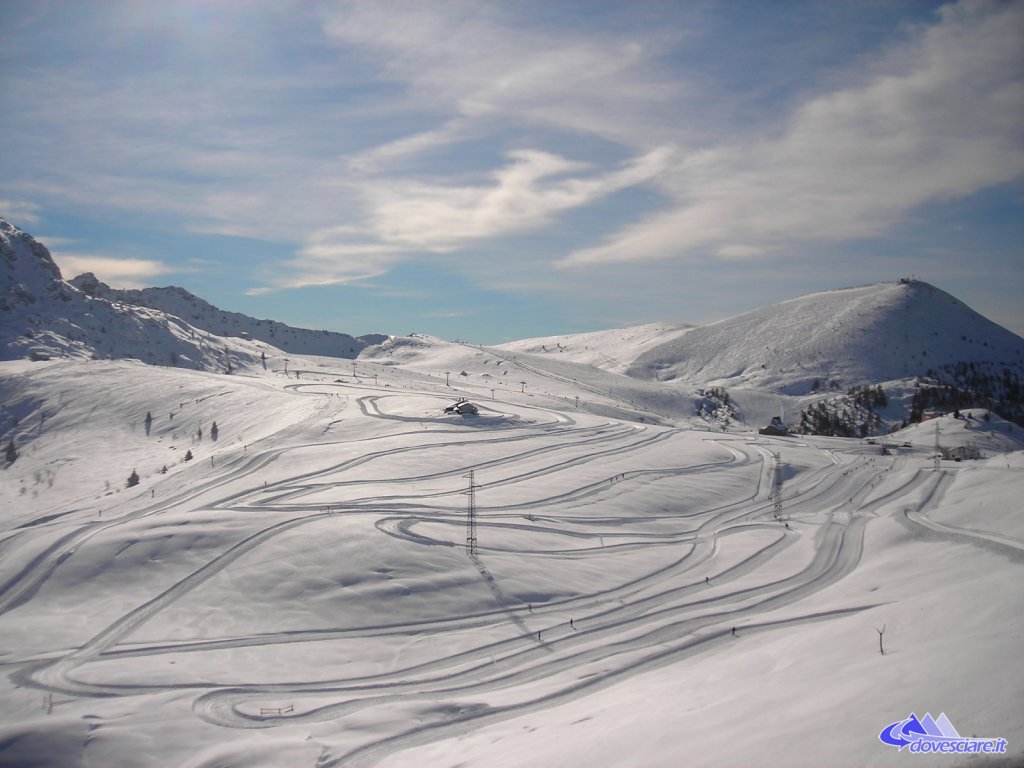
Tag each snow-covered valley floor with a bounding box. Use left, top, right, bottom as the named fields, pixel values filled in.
left=1, top=357, right=1022, bottom=767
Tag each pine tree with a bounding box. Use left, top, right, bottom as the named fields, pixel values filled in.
left=127, top=469, right=140, bottom=487
left=184, top=449, right=193, bottom=462
left=210, top=422, right=219, bottom=441
left=160, top=465, right=168, bottom=474
left=5, top=439, right=17, bottom=465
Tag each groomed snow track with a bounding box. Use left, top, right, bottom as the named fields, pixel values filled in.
left=4, top=375, right=981, bottom=767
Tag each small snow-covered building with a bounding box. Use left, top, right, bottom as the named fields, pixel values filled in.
left=758, top=416, right=788, bottom=437
left=443, top=399, right=479, bottom=415
left=944, top=445, right=981, bottom=461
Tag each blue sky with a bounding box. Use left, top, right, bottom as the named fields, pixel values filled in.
left=1, top=0, right=1022, bottom=343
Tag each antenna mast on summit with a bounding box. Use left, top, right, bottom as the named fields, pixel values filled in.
left=463, top=470, right=480, bottom=557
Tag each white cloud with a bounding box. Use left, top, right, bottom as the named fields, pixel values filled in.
left=32, top=235, right=78, bottom=249
left=716, top=244, right=770, bottom=260
left=4, top=0, right=1021, bottom=315
left=422, top=310, right=471, bottom=319
left=247, top=230, right=400, bottom=293
left=562, top=0, right=1024, bottom=267
left=51, top=252, right=178, bottom=288
left=254, top=146, right=674, bottom=292
left=345, top=119, right=475, bottom=174
left=322, top=2, right=685, bottom=154
left=0, top=199, right=42, bottom=225
left=0, top=27, right=370, bottom=245
left=364, top=146, right=674, bottom=251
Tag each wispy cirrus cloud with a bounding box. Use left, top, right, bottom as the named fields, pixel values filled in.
left=246, top=235, right=399, bottom=295
left=0, top=199, right=42, bottom=225
left=256, top=146, right=674, bottom=291
left=422, top=309, right=471, bottom=319
left=562, top=0, right=1024, bottom=267
left=345, top=119, right=477, bottom=174
left=361, top=146, right=674, bottom=251
left=2, top=0, right=1021, bottom=338
left=323, top=2, right=684, bottom=153
left=51, top=252, right=179, bottom=288
left=0, top=3, right=370, bottom=244
left=304, top=0, right=1024, bottom=298
left=228, top=2, right=684, bottom=293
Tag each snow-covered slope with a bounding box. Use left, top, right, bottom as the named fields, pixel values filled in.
left=1, top=218, right=280, bottom=370
left=888, top=408, right=1024, bottom=457
left=70, top=273, right=384, bottom=358
left=361, top=290, right=1024, bottom=436
left=1, top=218, right=73, bottom=320
left=1, top=351, right=1021, bottom=768
left=496, top=322, right=692, bottom=375
left=481, top=282, right=1024, bottom=435
left=359, top=333, right=703, bottom=426
left=2, top=251, right=1022, bottom=766
left=627, top=281, right=1024, bottom=393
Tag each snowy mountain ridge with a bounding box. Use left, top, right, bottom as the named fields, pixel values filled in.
left=2, top=222, right=1023, bottom=767
left=1, top=218, right=275, bottom=370
left=70, top=273, right=385, bottom=359
left=5, top=217, right=1023, bottom=433
left=461, top=281, right=1024, bottom=433
left=0, top=218, right=387, bottom=371
left=492, top=281, right=1024, bottom=406
left=625, top=280, right=1024, bottom=394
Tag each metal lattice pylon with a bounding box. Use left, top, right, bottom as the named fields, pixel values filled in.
left=463, top=470, right=480, bottom=557
left=771, top=451, right=786, bottom=520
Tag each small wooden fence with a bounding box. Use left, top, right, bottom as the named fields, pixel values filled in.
left=259, top=705, right=294, bottom=716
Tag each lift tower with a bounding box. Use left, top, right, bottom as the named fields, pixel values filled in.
left=463, top=470, right=480, bottom=557
left=771, top=451, right=787, bottom=521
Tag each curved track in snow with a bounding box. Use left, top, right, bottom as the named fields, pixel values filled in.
left=7, top=374, right=946, bottom=767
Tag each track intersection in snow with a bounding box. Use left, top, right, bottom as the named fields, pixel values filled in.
left=1, top=355, right=1021, bottom=768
